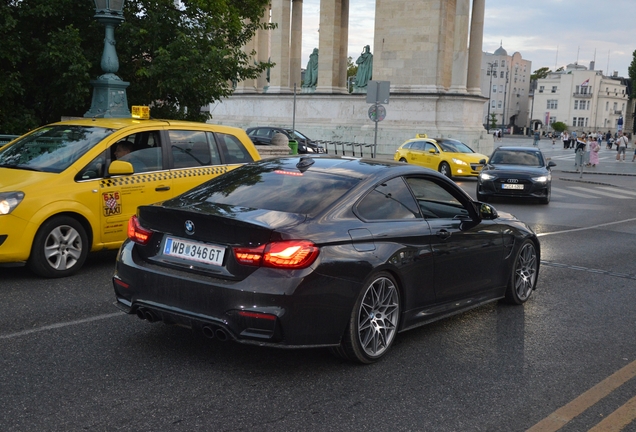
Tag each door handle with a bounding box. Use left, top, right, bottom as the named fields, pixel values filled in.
left=155, top=186, right=171, bottom=192
left=436, top=229, right=451, bottom=240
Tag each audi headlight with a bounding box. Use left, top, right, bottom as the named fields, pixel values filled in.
left=532, top=175, right=549, bottom=182
left=479, top=172, right=495, bottom=181
left=452, top=158, right=468, bottom=166
left=0, top=192, right=25, bottom=215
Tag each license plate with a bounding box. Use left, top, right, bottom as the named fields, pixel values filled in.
left=502, top=184, right=524, bottom=190
left=163, top=236, right=225, bottom=266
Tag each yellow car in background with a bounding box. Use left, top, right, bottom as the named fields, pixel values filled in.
left=0, top=115, right=260, bottom=278
left=394, top=135, right=488, bottom=178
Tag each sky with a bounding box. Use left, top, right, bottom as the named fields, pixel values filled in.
left=299, top=0, right=636, bottom=78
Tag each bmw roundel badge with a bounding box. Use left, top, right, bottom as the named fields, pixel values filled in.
left=185, top=220, right=195, bottom=235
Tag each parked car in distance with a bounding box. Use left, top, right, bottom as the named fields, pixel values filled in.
left=394, top=134, right=488, bottom=178
left=0, top=113, right=260, bottom=278
left=476, top=146, right=556, bottom=204
left=114, top=155, right=540, bottom=364
left=246, top=126, right=325, bottom=154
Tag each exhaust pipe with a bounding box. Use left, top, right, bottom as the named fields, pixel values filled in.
left=215, top=328, right=229, bottom=341
left=202, top=326, right=216, bottom=339
left=144, top=310, right=158, bottom=322
left=136, top=308, right=147, bottom=320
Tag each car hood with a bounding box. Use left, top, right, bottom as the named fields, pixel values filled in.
left=485, top=165, right=548, bottom=175
left=0, top=167, right=59, bottom=191
left=446, top=152, right=488, bottom=162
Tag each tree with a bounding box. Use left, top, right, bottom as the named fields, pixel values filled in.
left=551, top=121, right=568, bottom=133
left=628, top=49, right=636, bottom=100
left=346, top=56, right=357, bottom=93
left=489, top=113, right=498, bottom=131
left=0, top=0, right=274, bottom=134
left=531, top=67, right=551, bottom=81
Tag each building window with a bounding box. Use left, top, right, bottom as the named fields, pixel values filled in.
left=494, top=60, right=498, bottom=67
left=498, top=101, right=502, bottom=109
left=606, top=101, right=609, bottom=110
left=501, top=60, right=506, bottom=67
left=547, top=100, right=558, bottom=109
left=500, top=71, right=504, bottom=78
left=491, top=100, right=496, bottom=109
left=539, top=86, right=544, bottom=93
left=492, top=85, right=497, bottom=93
left=574, top=100, right=579, bottom=110
left=551, top=86, right=557, bottom=93
left=499, top=85, right=503, bottom=93
left=572, top=118, right=577, bottom=127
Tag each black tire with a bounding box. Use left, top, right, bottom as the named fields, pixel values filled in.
left=539, top=186, right=551, bottom=204
left=338, top=272, right=401, bottom=364
left=439, top=162, right=452, bottom=178
left=28, top=216, right=89, bottom=278
left=399, top=157, right=407, bottom=163
left=503, top=239, right=538, bottom=304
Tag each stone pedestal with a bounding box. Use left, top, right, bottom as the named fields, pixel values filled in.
left=84, top=74, right=131, bottom=118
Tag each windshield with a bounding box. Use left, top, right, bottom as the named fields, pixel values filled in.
left=286, top=130, right=309, bottom=140
left=0, top=125, right=112, bottom=173
left=490, top=150, right=543, bottom=166
left=437, top=139, right=474, bottom=153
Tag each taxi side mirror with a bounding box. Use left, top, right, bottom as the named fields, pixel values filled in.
left=109, top=160, right=134, bottom=176
left=428, top=148, right=436, bottom=154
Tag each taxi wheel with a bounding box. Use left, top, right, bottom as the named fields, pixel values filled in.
left=439, top=162, right=452, bottom=178
left=399, top=158, right=407, bottom=163
left=29, top=216, right=89, bottom=278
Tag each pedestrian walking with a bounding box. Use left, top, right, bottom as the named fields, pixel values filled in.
left=589, top=137, right=600, bottom=167
left=562, top=131, right=570, bottom=149
left=616, top=131, right=628, bottom=161
left=533, top=131, right=540, bottom=146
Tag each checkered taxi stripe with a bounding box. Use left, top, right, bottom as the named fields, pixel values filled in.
left=99, top=166, right=229, bottom=188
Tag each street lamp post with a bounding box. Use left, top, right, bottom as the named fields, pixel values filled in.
left=501, top=67, right=509, bottom=134
left=486, top=62, right=494, bottom=132
left=84, top=0, right=131, bottom=118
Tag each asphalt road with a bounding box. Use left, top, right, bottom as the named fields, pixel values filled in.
left=2, top=155, right=636, bottom=431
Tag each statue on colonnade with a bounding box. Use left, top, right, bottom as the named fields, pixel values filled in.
left=353, top=45, right=373, bottom=93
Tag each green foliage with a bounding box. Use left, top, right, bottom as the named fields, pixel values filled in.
left=628, top=49, right=636, bottom=100
left=531, top=67, right=551, bottom=81
left=550, top=121, right=568, bottom=133
left=489, top=113, right=498, bottom=130
left=0, top=0, right=273, bottom=133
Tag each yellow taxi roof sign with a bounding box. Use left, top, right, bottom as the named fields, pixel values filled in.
left=131, top=106, right=150, bottom=120
left=416, top=133, right=428, bottom=138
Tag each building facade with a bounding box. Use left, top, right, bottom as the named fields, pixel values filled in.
left=532, top=63, right=629, bottom=135
left=480, top=45, right=532, bottom=133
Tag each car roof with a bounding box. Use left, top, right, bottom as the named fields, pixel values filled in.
left=493, top=146, right=541, bottom=152
left=53, top=118, right=248, bottom=135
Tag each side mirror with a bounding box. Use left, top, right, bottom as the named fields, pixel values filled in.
left=428, top=148, right=436, bottom=154
left=109, top=160, right=134, bottom=176
left=479, top=159, right=487, bottom=164
left=479, top=202, right=498, bottom=220
left=547, top=161, right=556, bottom=168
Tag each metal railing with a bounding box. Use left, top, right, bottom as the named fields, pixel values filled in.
left=314, top=140, right=377, bottom=158
left=0, top=134, right=19, bottom=145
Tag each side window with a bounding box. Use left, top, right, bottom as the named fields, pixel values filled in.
left=111, top=131, right=163, bottom=173
left=215, top=133, right=254, bottom=164
left=411, top=141, right=425, bottom=151
left=169, top=130, right=219, bottom=169
left=424, top=143, right=437, bottom=153
left=356, top=177, right=420, bottom=221
left=76, top=150, right=107, bottom=181
left=405, top=177, right=469, bottom=219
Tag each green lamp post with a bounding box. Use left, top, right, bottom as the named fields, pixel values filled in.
left=84, top=0, right=131, bottom=118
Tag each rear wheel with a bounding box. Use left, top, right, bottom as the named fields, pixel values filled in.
left=337, top=272, right=401, bottom=364
left=399, top=157, right=407, bottom=163
left=28, top=216, right=89, bottom=278
left=503, top=239, right=538, bottom=304
left=439, top=162, right=451, bottom=178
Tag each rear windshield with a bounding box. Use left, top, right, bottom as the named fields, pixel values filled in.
left=178, top=163, right=361, bottom=216
left=0, top=126, right=112, bottom=173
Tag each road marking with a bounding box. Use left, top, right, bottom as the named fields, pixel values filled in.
left=588, top=394, right=636, bottom=431
left=536, top=217, right=636, bottom=237
left=597, top=186, right=636, bottom=197
left=527, top=360, right=636, bottom=432
left=551, top=187, right=600, bottom=198
left=0, top=312, right=122, bottom=340
left=541, top=261, right=636, bottom=280
left=568, top=186, right=630, bottom=199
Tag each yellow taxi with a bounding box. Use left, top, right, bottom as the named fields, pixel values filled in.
left=0, top=112, right=260, bottom=277
left=394, top=134, right=488, bottom=178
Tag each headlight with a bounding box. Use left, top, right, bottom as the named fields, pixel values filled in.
left=532, top=175, right=550, bottom=182
left=0, top=192, right=25, bottom=215
left=479, top=173, right=495, bottom=181
left=451, top=158, right=468, bottom=166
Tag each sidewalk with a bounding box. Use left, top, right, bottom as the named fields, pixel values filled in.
left=497, top=135, right=636, bottom=177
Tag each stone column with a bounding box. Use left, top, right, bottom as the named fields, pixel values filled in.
left=290, top=0, right=303, bottom=90
left=269, top=0, right=292, bottom=93
left=256, top=22, right=270, bottom=92
left=467, top=0, right=486, bottom=94
left=234, top=20, right=258, bottom=94
left=316, top=0, right=348, bottom=94
left=450, top=0, right=469, bottom=93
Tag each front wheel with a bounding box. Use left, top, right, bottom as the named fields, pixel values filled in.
left=399, top=157, right=407, bottom=163
left=28, top=216, right=89, bottom=278
left=539, top=186, right=551, bottom=204
left=503, top=239, right=538, bottom=304
left=439, top=162, right=451, bottom=178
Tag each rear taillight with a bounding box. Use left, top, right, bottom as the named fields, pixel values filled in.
left=233, top=240, right=319, bottom=269
left=127, top=215, right=153, bottom=245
